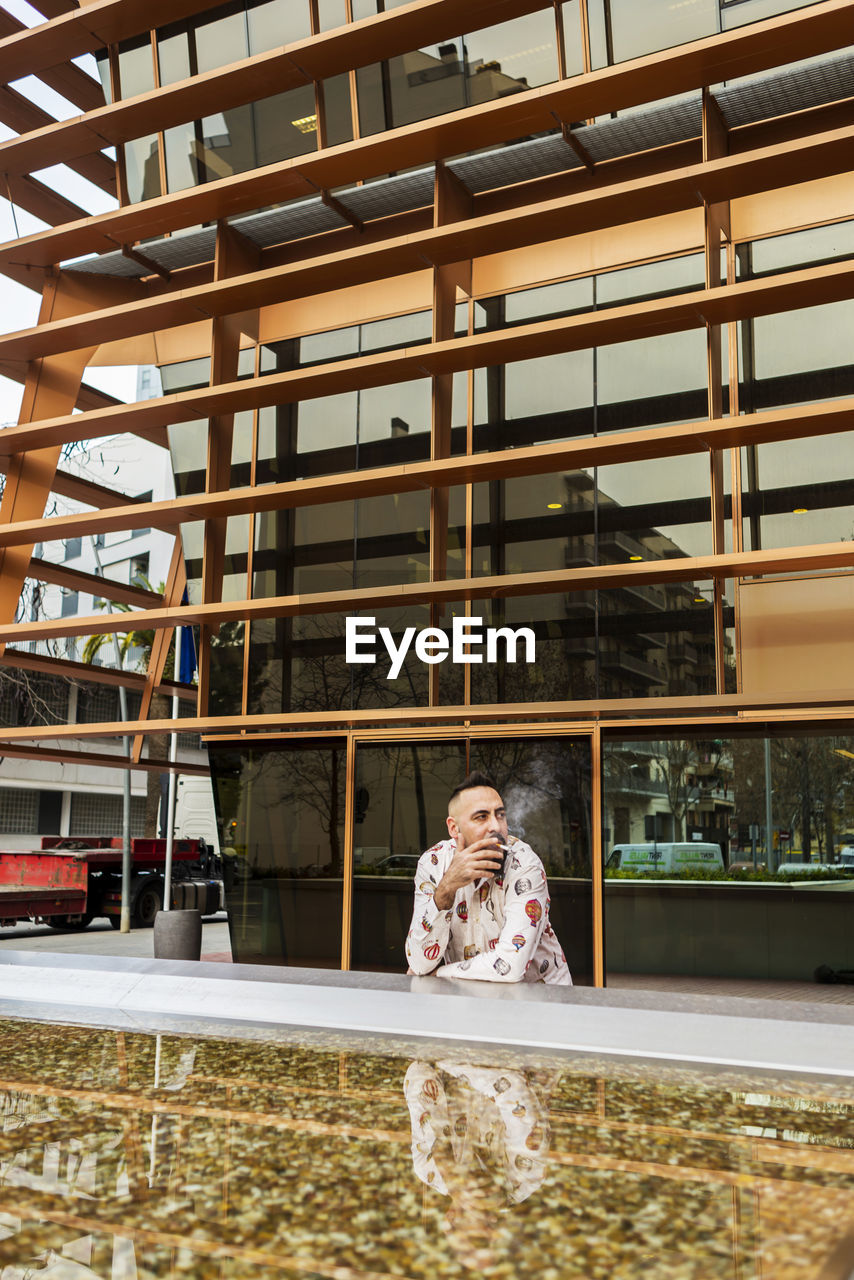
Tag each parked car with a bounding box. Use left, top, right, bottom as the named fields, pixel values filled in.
left=374, top=854, right=421, bottom=875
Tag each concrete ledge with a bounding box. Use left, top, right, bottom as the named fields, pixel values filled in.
left=1, top=951, right=853, bottom=1078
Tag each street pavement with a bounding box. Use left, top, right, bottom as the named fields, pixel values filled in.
left=0, top=915, right=232, bottom=960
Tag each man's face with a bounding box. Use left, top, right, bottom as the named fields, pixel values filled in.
left=446, top=786, right=509, bottom=851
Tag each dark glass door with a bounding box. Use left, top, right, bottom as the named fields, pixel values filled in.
left=351, top=734, right=594, bottom=983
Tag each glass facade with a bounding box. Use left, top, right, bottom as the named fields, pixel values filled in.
left=9, top=0, right=854, bottom=995
left=603, top=732, right=854, bottom=983
left=112, top=0, right=825, bottom=203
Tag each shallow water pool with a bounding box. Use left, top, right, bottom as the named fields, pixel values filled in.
left=0, top=1018, right=853, bottom=1279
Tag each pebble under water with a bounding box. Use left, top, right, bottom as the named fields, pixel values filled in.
left=0, top=1017, right=853, bottom=1278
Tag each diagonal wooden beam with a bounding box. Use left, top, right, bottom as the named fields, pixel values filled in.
left=197, top=222, right=260, bottom=714
left=0, top=742, right=208, bottom=774
left=0, top=275, right=98, bottom=657
left=0, top=82, right=115, bottom=194
left=0, top=10, right=105, bottom=113
left=5, top=0, right=552, bottom=82
left=0, top=645, right=195, bottom=698
left=28, top=556, right=163, bottom=608
left=130, top=534, right=185, bottom=763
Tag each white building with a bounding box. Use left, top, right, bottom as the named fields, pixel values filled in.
left=0, top=369, right=209, bottom=849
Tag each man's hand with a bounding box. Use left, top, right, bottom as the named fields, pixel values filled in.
left=433, top=838, right=504, bottom=911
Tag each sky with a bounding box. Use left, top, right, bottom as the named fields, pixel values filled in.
left=0, top=0, right=138, bottom=423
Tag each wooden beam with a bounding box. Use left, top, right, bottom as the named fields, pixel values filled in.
left=0, top=256, right=851, bottom=460
left=0, top=394, right=851, bottom=546
left=0, top=0, right=546, bottom=95
left=197, top=222, right=260, bottom=713
left=0, top=10, right=105, bottom=113
left=28, top=555, right=163, bottom=608
left=0, top=83, right=115, bottom=195
left=131, top=534, right=185, bottom=762
left=0, top=678, right=852, bottom=742
left=2, top=540, right=853, bottom=646
left=0, top=275, right=97, bottom=655
left=0, top=742, right=208, bottom=774
left=1, top=120, right=850, bottom=363
left=0, top=645, right=195, bottom=699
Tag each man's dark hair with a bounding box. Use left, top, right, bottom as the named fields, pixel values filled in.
left=449, top=770, right=499, bottom=806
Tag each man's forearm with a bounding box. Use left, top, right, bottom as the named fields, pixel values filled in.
left=433, top=880, right=456, bottom=911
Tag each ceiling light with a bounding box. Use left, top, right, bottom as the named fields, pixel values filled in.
left=547, top=502, right=562, bottom=509
left=629, top=555, right=642, bottom=561
left=291, top=115, right=317, bottom=134
left=793, top=507, right=808, bottom=514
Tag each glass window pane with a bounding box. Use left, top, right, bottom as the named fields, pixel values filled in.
left=123, top=134, right=161, bottom=203
left=474, top=351, right=595, bottom=451
left=603, top=731, right=854, bottom=988
left=472, top=471, right=596, bottom=579
left=596, top=253, right=704, bottom=308
left=598, top=578, right=717, bottom=699
left=247, top=0, right=311, bottom=53
left=739, top=300, right=854, bottom=415
left=749, top=218, right=854, bottom=276
left=561, top=2, right=586, bottom=77
left=464, top=10, right=559, bottom=95
left=252, top=87, right=319, bottom=166
left=180, top=520, right=205, bottom=605
left=318, top=0, right=348, bottom=29
left=471, top=594, right=598, bottom=704
left=470, top=736, right=593, bottom=984
left=351, top=741, right=467, bottom=972
left=168, top=419, right=208, bottom=496
left=195, top=3, right=248, bottom=74
left=247, top=604, right=431, bottom=716
left=158, top=29, right=191, bottom=86
left=321, top=74, right=354, bottom=147
left=721, top=0, right=819, bottom=30
left=597, top=329, right=708, bottom=433
left=209, top=620, right=245, bottom=716
left=118, top=36, right=155, bottom=98
left=197, top=103, right=257, bottom=181
left=597, top=455, right=712, bottom=562
left=210, top=741, right=346, bottom=967
left=163, top=121, right=200, bottom=192
left=741, top=431, right=854, bottom=551
left=602, top=0, right=717, bottom=65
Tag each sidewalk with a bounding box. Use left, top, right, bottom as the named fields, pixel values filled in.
left=0, top=917, right=232, bottom=961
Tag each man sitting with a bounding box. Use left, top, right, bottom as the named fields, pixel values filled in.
left=405, top=771, right=571, bottom=984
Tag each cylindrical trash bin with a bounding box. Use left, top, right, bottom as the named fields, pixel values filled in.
left=153, top=908, right=202, bottom=961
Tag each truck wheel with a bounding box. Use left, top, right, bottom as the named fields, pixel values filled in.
left=132, top=883, right=163, bottom=928
left=46, top=914, right=93, bottom=931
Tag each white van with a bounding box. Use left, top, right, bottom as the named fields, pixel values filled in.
left=606, top=842, right=725, bottom=874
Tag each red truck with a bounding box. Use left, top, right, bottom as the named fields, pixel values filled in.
left=0, top=836, right=223, bottom=930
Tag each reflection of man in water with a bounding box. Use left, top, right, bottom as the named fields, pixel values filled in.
left=405, top=771, right=571, bottom=983
left=404, top=1059, right=553, bottom=1270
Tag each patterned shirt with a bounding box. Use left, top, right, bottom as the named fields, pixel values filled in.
left=404, top=836, right=571, bottom=985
